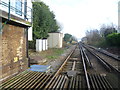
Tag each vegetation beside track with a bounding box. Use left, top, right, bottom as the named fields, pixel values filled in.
left=81, top=24, right=120, bottom=55
left=29, top=48, right=65, bottom=64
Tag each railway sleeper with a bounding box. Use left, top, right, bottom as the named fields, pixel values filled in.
left=88, top=74, right=113, bottom=89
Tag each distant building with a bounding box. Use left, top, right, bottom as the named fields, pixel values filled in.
left=81, top=37, right=88, bottom=44
left=118, top=1, right=120, bottom=33
left=0, top=0, right=32, bottom=82
left=48, top=33, right=63, bottom=48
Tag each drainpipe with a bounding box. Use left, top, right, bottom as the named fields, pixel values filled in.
left=24, top=0, right=30, bottom=67
left=26, top=28, right=30, bottom=67
left=8, top=0, right=10, bottom=20
left=24, top=0, right=27, bottom=20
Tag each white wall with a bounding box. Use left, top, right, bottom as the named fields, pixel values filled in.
left=28, top=27, right=32, bottom=41
left=36, top=39, right=48, bottom=52
left=27, top=0, right=33, bottom=41
left=48, top=33, right=63, bottom=48
left=59, top=33, right=63, bottom=48
left=45, top=39, right=48, bottom=50
left=36, top=39, right=42, bottom=52
left=42, top=39, right=46, bottom=51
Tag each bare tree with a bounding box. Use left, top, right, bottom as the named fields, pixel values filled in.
left=100, top=23, right=117, bottom=38
left=85, top=29, right=102, bottom=45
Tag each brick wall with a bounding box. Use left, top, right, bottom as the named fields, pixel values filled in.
left=1, top=24, right=28, bottom=80
left=0, top=34, right=2, bottom=80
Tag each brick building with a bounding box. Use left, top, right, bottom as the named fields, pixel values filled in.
left=0, top=0, right=32, bottom=82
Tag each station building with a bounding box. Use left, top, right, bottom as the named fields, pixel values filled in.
left=0, top=0, right=32, bottom=82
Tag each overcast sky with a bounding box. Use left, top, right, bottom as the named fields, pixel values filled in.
left=41, top=0, right=119, bottom=39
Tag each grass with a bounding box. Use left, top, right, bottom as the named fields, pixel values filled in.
left=45, top=48, right=64, bottom=59
left=29, top=48, right=65, bottom=60
left=46, top=55, right=58, bottom=59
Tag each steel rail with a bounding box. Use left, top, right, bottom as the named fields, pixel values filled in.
left=84, top=45, right=120, bottom=74
left=83, top=45, right=112, bottom=72
left=82, top=47, right=92, bottom=68
left=80, top=43, right=114, bottom=89
left=80, top=46, right=91, bottom=89
left=86, top=44, right=120, bottom=61
left=45, top=46, right=77, bottom=89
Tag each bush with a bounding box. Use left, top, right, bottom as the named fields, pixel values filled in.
left=106, top=33, right=120, bottom=47
left=96, top=39, right=108, bottom=48
left=28, top=41, right=36, bottom=49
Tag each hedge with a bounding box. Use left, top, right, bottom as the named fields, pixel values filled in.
left=106, top=33, right=120, bottom=47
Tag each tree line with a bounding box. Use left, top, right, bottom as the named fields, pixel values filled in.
left=63, top=33, right=78, bottom=44
left=29, top=1, right=60, bottom=49
left=33, top=2, right=60, bottom=39
left=82, top=23, right=120, bottom=47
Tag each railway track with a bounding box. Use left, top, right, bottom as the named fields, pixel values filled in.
left=1, top=44, right=119, bottom=89
left=44, top=45, right=113, bottom=89
left=83, top=44, right=120, bottom=74
left=80, top=45, right=113, bottom=89
left=45, top=45, right=89, bottom=89
left=81, top=43, right=120, bottom=89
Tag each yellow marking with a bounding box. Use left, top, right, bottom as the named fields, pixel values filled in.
left=14, top=57, right=19, bottom=62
